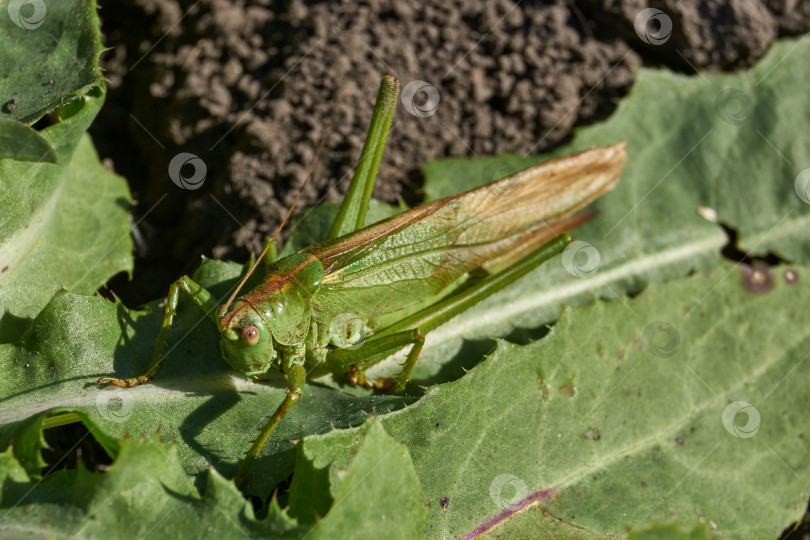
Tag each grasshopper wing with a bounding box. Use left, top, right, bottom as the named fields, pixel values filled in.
left=304, top=143, right=626, bottom=330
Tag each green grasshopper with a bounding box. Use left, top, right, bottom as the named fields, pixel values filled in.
left=98, top=76, right=625, bottom=484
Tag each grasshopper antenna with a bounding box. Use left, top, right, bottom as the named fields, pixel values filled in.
left=221, top=96, right=340, bottom=313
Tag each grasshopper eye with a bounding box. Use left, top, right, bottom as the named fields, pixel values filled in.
left=242, top=325, right=260, bottom=345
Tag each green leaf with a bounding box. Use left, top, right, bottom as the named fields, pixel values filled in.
left=293, top=420, right=427, bottom=540
left=0, top=118, right=56, bottom=162
left=0, top=119, right=133, bottom=342
left=0, top=0, right=131, bottom=342
left=0, top=418, right=424, bottom=538
left=291, top=262, right=809, bottom=538
left=0, top=438, right=301, bottom=538
left=627, top=522, right=711, bottom=540
left=6, top=265, right=796, bottom=538
left=0, top=0, right=104, bottom=125
left=417, top=38, right=810, bottom=380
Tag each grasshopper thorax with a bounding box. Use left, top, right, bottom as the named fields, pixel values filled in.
left=217, top=253, right=325, bottom=377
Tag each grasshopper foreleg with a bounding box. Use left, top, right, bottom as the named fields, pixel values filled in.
left=98, top=275, right=218, bottom=388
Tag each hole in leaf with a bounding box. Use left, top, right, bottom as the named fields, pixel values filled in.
left=41, top=422, right=112, bottom=476
left=718, top=222, right=784, bottom=266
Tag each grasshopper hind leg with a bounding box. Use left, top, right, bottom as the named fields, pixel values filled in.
left=328, top=235, right=572, bottom=394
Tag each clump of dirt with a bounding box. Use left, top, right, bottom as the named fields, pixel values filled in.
left=90, top=0, right=810, bottom=305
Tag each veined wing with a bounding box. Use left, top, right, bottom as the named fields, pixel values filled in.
left=305, top=143, right=626, bottom=330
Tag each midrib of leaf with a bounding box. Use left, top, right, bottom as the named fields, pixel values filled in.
left=0, top=373, right=251, bottom=424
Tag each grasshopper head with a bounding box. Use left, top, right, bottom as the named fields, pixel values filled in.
left=216, top=253, right=323, bottom=378
left=218, top=300, right=277, bottom=377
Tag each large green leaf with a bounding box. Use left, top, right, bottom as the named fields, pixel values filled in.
left=0, top=95, right=132, bottom=343
left=2, top=262, right=803, bottom=537
left=292, top=262, right=809, bottom=538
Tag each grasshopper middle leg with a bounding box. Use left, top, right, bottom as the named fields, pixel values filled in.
left=330, top=329, right=426, bottom=393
